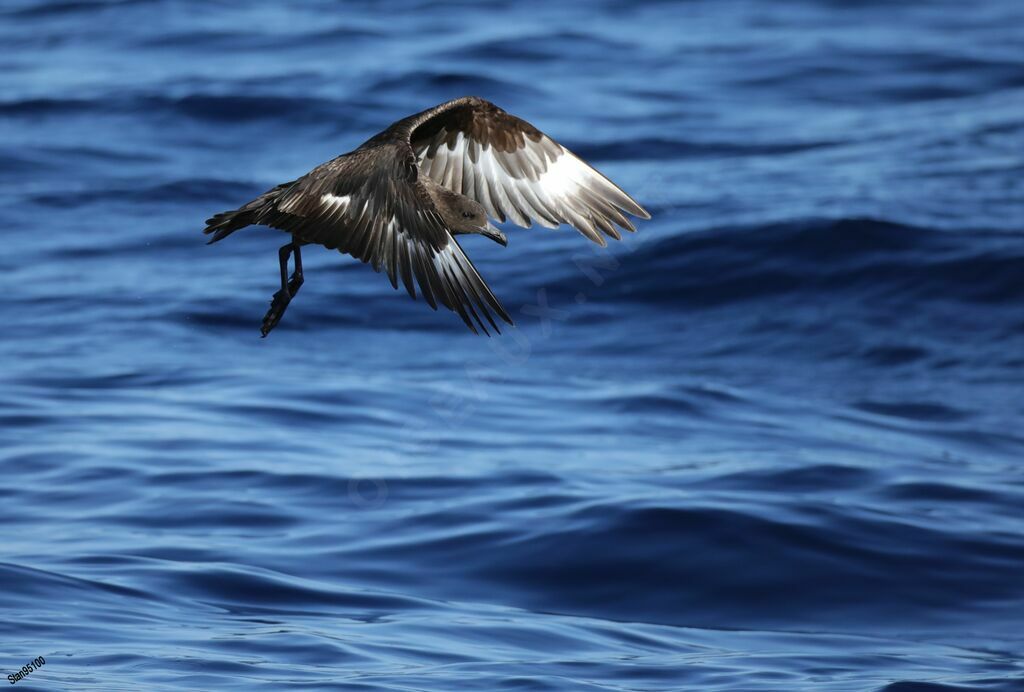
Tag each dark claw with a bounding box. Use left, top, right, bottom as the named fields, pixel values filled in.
left=261, top=288, right=292, bottom=337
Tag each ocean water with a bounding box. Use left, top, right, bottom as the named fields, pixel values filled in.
left=2, top=0, right=1024, bottom=689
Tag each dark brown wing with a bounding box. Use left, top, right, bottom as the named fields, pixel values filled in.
left=258, top=143, right=511, bottom=335
left=404, top=96, right=650, bottom=246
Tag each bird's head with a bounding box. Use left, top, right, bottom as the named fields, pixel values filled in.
left=449, top=197, right=507, bottom=246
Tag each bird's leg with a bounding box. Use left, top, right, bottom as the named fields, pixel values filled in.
left=287, top=242, right=304, bottom=297
left=261, top=241, right=298, bottom=337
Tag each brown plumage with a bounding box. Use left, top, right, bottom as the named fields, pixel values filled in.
left=203, top=96, right=650, bottom=336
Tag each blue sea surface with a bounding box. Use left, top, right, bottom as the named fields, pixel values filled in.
left=2, top=0, right=1024, bottom=689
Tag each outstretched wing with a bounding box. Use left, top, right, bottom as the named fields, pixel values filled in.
left=406, top=96, right=650, bottom=246
left=258, top=144, right=511, bottom=334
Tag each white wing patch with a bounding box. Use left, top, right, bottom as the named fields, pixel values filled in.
left=320, top=193, right=351, bottom=211
left=277, top=191, right=352, bottom=215
left=416, top=128, right=649, bottom=246
left=535, top=151, right=587, bottom=198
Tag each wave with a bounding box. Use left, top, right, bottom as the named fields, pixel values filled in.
left=571, top=136, right=841, bottom=161
left=365, top=70, right=543, bottom=101
left=434, top=31, right=634, bottom=63
left=732, top=49, right=1024, bottom=104
left=581, top=218, right=1024, bottom=310
left=2, top=0, right=151, bottom=18
left=0, top=92, right=343, bottom=124
left=267, top=472, right=1024, bottom=635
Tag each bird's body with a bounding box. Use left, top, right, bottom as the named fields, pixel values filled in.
left=204, top=96, right=650, bottom=336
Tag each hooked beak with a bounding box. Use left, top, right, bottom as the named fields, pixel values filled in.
left=482, top=222, right=508, bottom=247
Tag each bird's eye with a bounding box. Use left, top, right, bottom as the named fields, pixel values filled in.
left=462, top=211, right=474, bottom=219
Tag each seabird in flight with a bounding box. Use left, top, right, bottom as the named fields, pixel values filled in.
left=203, top=96, right=650, bottom=336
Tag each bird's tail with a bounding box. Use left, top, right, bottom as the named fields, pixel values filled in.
left=203, top=181, right=293, bottom=244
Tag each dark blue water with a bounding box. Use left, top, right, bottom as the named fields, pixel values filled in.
left=3, top=1, right=1024, bottom=689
